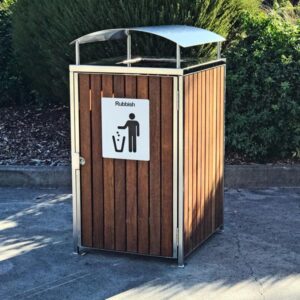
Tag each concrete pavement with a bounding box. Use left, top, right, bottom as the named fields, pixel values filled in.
left=0, top=187, right=299, bottom=299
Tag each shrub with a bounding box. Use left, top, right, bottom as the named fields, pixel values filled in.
left=12, top=0, right=250, bottom=103
left=225, top=12, right=300, bottom=161
left=0, top=0, right=27, bottom=106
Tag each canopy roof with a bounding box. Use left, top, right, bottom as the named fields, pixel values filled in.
left=71, top=25, right=225, bottom=48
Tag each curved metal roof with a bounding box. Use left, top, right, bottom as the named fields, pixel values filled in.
left=71, top=25, right=225, bottom=48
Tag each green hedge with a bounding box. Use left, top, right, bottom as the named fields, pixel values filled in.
left=225, top=12, right=300, bottom=161
left=12, top=0, right=247, bottom=103
left=0, top=0, right=27, bottom=106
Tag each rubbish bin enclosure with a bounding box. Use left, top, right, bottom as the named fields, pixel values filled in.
left=70, top=26, right=225, bottom=266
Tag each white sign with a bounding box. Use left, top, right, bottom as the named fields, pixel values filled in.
left=101, top=97, right=150, bottom=161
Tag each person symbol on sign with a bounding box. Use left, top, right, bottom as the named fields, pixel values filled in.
left=118, top=113, right=140, bottom=152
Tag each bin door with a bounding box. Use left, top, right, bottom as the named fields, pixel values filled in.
left=78, top=73, right=176, bottom=258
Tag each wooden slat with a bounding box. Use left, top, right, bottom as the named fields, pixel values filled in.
left=188, top=75, right=194, bottom=252
left=137, top=76, right=150, bottom=254
left=91, top=74, right=104, bottom=249
left=102, top=75, right=115, bottom=250
left=192, top=74, right=198, bottom=248
left=215, top=67, right=221, bottom=229
left=184, top=77, right=189, bottom=254
left=204, top=70, right=210, bottom=240
left=196, top=72, right=201, bottom=244
left=208, top=69, right=214, bottom=236
left=211, top=68, right=217, bottom=231
left=219, top=66, right=225, bottom=227
left=113, top=75, right=126, bottom=251
left=161, top=77, right=173, bottom=257
left=149, top=76, right=161, bottom=256
left=125, top=76, right=138, bottom=253
left=200, top=71, right=206, bottom=242
left=79, top=74, right=93, bottom=247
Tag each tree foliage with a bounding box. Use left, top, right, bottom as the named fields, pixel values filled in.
left=0, top=0, right=27, bottom=106
left=12, top=0, right=248, bottom=103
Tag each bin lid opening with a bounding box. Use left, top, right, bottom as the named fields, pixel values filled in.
left=71, top=25, right=225, bottom=48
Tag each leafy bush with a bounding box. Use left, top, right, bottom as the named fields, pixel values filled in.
left=0, top=0, right=27, bottom=106
left=225, top=12, right=300, bottom=161
left=12, top=0, right=250, bottom=103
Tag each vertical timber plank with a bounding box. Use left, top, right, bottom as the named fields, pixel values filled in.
left=91, top=74, right=104, bottom=248
left=125, top=76, right=138, bottom=253
left=102, top=75, right=115, bottom=250
left=137, top=76, right=150, bottom=254
left=79, top=74, right=93, bottom=247
left=184, top=77, right=189, bottom=254
left=211, top=68, right=217, bottom=231
left=188, top=75, right=193, bottom=252
left=161, top=77, right=173, bottom=257
left=192, top=74, right=198, bottom=248
left=114, top=75, right=126, bottom=251
left=208, top=68, right=214, bottom=236
left=204, top=70, right=210, bottom=239
left=215, top=67, right=222, bottom=229
left=149, top=76, right=161, bottom=256
left=200, top=71, right=206, bottom=242
left=220, top=66, right=225, bottom=227
left=196, top=72, right=202, bottom=244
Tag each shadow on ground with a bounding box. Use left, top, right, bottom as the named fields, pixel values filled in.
left=0, top=187, right=299, bottom=300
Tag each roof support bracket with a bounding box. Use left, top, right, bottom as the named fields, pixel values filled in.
left=176, top=44, right=181, bottom=69
left=126, top=30, right=132, bottom=67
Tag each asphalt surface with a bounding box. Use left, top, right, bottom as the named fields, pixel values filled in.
left=0, top=187, right=299, bottom=300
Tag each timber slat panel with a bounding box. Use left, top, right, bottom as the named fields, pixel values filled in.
left=79, top=74, right=174, bottom=257
left=102, top=75, right=115, bottom=250
left=184, top=77, right=189, bottom=254
left=192, top=74, right=198, bottom=249
left=149, top=76, right=161, bottom=256
left=161, top=77, right=173, bottom=257
left=200, top=71, right=206, bottom=243
left=219, top=66, right=225, bottom=227
left=211, top=68, right=217, bottom=232
left=125, top=76, right=138, bottom=253
left=183, top=65, right=225, bottom=256
left=91, top=74, right=104, bottom=249
left=137, top=76, right=150, bottom=254
left=215, top=67, right=222, bottom=230
left=79, top=74, right=93, bottom=247
left=114, top=75, right=126, bottom=251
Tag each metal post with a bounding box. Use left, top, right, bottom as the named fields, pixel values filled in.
left=178, top=75, right=184, bottom=267
left=217, top=42, right=221, bottom=60
left=172, top=77, right=179, bottom=259
left=176, top=44, right=181, bottom=69
left=75, top=41, right=80, bottom=65
left=127, top=30, right=132, bottom=67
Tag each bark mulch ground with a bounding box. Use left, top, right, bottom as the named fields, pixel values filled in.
left=0, top=105, right=70, bottom=166
left=0, top=104, right=297, bottom=166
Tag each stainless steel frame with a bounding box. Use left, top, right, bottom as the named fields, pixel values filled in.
left=70, top=71, right=81, bottom=253
left=172, top=77, right=178, bottom=258
left=177, top=75, right=185, bottom=267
